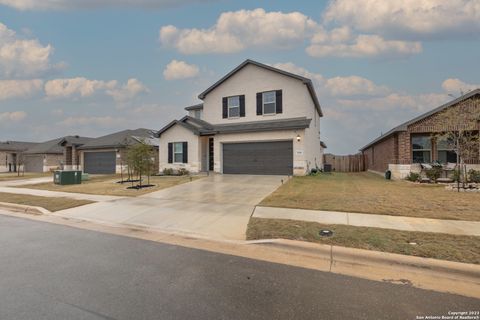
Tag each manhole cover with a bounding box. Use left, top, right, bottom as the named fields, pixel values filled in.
left=319, top=229, right=333, bottom=237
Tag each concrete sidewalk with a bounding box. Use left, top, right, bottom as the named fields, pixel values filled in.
left=0, top=186, right=123, bottom=202
left=253, top=206, right=480, bottom=236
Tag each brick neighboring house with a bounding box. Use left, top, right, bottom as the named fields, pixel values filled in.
left=0, top=141, right=39, bottom=172
left=360, top=89, right=480, bottom=179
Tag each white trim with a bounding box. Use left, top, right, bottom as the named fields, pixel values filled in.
left=227, top=96, right=240, bottom=118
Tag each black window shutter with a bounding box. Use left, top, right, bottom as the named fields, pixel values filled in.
left=276, top=90, right=283, bottom=114
left=239, top=95, right=245, bottom=117
left=167, top=143, right=173, bottom=163
left=256, top=93, right=262, bottom=115
left=222, top=97, right=228, bottom=118
left=182, top=142, right=188, bottom=163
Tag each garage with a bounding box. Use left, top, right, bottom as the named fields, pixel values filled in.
left=223, top=141, right=293, bottom=175
left=24, top=155, right=44, bottom=172
left=83, top=151, right=116, bottom=174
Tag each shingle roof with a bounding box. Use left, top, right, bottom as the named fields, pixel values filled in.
left=157, top=116, right=312, bottom=137
left=77, top=128, right=157, bottom=150
left=58, top=135, right=94, bottom=147
left=320, top=141, right=327, bottom=149
left=359, top=88, right=480, bottom=151
left=184, top=103, right=203, bottom=111
left=24, top=138, right=64, bottom=154
left=197, top=59, right=323, bottom=117
left=0, top=141, right=38, bottom=152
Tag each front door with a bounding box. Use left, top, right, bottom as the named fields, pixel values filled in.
left=209, top=137, right=214, bottom=171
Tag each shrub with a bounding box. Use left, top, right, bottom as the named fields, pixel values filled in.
left=468, top=169, right=480, bottom=183
left=452, top=169, right=461, bottom=182
left=163, top=168, right=174, bottom=176
left=405, top=172, right=420, bottom=182
left=177, top=168, right=190, bottom=176
left=425, top=167, right=442, bottom=183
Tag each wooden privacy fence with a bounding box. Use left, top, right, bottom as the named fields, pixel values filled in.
left=323, top=153, right=367, bottom=172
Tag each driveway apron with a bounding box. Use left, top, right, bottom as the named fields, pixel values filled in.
left=54, top=175, right=284, bottom=240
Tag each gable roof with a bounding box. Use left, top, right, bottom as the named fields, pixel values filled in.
left=58, top=135, right=94, bottom=147
left=157, top=116, right=312, bottom=137
left=77, top=128, right=157, bottom=150
left=0, top=141, right=38, bottom=152
left=24, top=138, right=64, bottom=154
left=360, top=88, right=480, bottom=151
left=197, top=59, right=323, bottom=117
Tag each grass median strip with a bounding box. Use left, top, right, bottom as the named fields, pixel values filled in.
left=260, top=172, right=480, bottom=221
left=247, top=218, right=480, bottom=264
left=0, top=192, right=93, bottom=212
left=16, top=175, right=202, bottom=197
left=0, top=172, right=51, bottom=182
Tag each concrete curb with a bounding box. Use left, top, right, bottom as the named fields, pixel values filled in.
left=0, top=202, right=51, bottom=215
left=246, top=238, right=480, bottom=283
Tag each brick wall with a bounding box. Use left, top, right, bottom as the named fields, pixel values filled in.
left=363, top=134, right=397, bottom=172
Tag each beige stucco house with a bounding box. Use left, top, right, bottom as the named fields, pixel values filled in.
left=157, top=60, right=323, bottom=176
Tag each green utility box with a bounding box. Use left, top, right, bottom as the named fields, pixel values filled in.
left=54, top=170, right=82, bottom=185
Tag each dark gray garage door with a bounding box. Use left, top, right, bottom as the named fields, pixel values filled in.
left=24, top=155, right=44, bottom=172
left=223, top=141, right=293, bottom=175
left=84, top=152, right=116, bottom=174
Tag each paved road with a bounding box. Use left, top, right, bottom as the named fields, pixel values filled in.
left=0, top=214, right=478, bottom=320
left=55, top=175, right=284, bottom=240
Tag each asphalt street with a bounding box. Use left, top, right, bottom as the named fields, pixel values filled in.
left=0, top=214, right=478, bottom=320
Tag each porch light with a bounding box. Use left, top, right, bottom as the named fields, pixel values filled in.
left=296, top=135, right=301, bottom=142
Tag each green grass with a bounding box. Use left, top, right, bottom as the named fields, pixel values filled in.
left=247, top=218, right=480, bottom=264
left=0, top=192, right=93, bottom=212
left=260, top=172, right=480, bottom=221
left=16, top=175, right=202, bottom=197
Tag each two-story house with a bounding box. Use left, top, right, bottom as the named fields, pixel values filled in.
left=157, top=59, right=323, bottom=176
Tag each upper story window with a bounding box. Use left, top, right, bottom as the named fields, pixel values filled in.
left=412, top=135, right=431, bottom=163
left=263, top=91, right=276, bottom=115
left=228, top=96, right=240, bottom=118
left=193, top=109, right=202, bottom=119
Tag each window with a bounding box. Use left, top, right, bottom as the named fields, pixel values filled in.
left=228, top=96, right=240, bottom=118
left=412, top=136, right=431, bottom=163
left=174, top=142, right=183, bottom=163
left=263, top=91, right=276, bottom=115
left=437, top=137, right=456, bottom=164
left=193, top=109, right=202, bottom=119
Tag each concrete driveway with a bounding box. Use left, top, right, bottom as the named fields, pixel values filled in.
left=55, top=175, right=284, bottom=240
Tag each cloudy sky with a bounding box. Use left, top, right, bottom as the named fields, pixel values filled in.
left=0, top=0, right=479, bottom=154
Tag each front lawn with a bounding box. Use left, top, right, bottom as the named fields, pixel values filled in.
left=0, top=192, right=93, bottom=212
left=247, top=218, right=480, bottom=264
left=0, top=172, right=51, bottom=182
left=260, top=172, right=480, bottom=221
left=16, top=174, right=202, bottom=197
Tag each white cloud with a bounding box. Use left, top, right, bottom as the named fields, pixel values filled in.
left=0, top=111, right=27, bottom=123
left=44, top=77, right=117, bottom=99
left=106, top=78, right=149, bottom=102
left=44, top=77, right=147, bottom=102
left=307, top=33, right=422, bottom=58
left=0, top=0, right=214, bottom=10
left=273, top=62, right=390, bottom=98
left=160, top=8, right=318, bottom=54
left=441, top=78, right=480, bottom=94
left=0, top=22, right=58, bottom=77
left=0, top=79, right=43, bottom=100
left=323, top=0, right=480, bottom=40
left=163, top=60, right=199, bottom=80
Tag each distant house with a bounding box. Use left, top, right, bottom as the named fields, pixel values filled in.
left=157, top=59, right=323, bottom=176
left=76, top=128, right=159, bottom=174
left=360, top=89, right=480, bottom=179
left=22, top=138, right=66, bottom=172
left=0, top=141, right=38, bottom=172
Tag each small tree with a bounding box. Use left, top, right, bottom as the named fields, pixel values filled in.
left=434, top=100, right=480, bottom=190
left=126, top=140, right=155, bottom=188
left=15, top=152, right=25, bottom=177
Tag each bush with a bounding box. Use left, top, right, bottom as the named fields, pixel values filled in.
left=452, top=169, right=461, bottom=182
left=163, top=168, right=174, bottom=176
left=177, top=168, right=190, bottom=176
left=425, top=167, right=442, bottom=183
left=405, top=172, right=420, bottom=182
left=468, top=169, right=480, bottom=183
